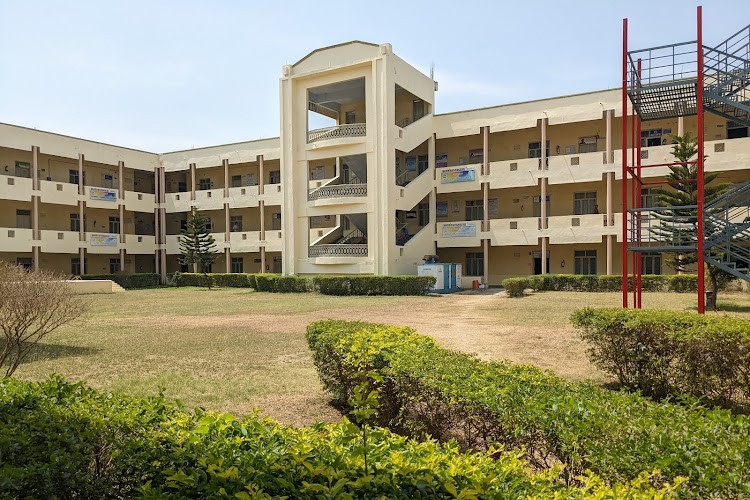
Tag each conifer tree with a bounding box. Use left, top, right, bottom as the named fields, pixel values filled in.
left=179, top=212, right=218, bottom=288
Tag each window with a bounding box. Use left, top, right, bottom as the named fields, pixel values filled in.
left=466, top=252, right=483, bottom=277
left=180, top=218, right=188, bottom=231
left=70, top=213, right=80, bottom=232
left=574, top=250, right=597, bottom=275
left=269, top=171, right=281, bottom=184
left=108, top=216, right=120, bottom=234
left=17, top=257, right=32, bottom=270
left=69, top=169, right=79, bottom=185
left=528, top=141, right=550, bottom=159
left=178, top=181, right=188, bottom=193
left=231, top=175, right=242, bottom=188
left=641, top=188, right=659, bottom=208
left=102, top=174, right=114, bottom=188
left=417, top=155, right=428, bottom=174
left=532, top=195, right=551, bottom=218
left=71, top=257, right=81, bottom=275
left=640, top=129, right=663, bottom=147
left=271, top=213, right=281, bottom=230
left=417, top=203, right=429, bottom=226
left=205, top=218, right=213, bottom=231
left=573, top=192, right=598, bottom=215
left=465, top=200, right=483, bottom=221
left=230, top=215, right=243, bottom=232
left=109, top=258, right=121, bottom=274
left=345, top=111, right=356, bottom=124
left=578, top=136, right=598, bottom=154
left=727, top=121, right=749, bottom=139
left=15, top=161, right=31, bottom=178
left=16, top=209, right=31, bottom=229
left=231, top=257, right=244, bottom=273
left=641, top=252, right=662, bottom=275
left=199, top=178, right=211, bottom=190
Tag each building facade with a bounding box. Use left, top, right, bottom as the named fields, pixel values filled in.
left=1, top=41, right=748, bottom=286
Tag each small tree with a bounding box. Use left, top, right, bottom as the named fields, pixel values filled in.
left=179, top=212, right=219, bottom=288
left=653, top=133, right=732, bottom=309
left=0, top=262, right=86, bottom=377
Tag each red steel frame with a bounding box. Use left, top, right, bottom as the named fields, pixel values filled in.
left=621, top=6, right=706, bottom=313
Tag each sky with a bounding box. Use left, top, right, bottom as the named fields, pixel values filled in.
left=2, top=0, right=749, bottom=152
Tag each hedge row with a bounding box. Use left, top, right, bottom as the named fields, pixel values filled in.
left=572, top=308, right=750, bottom=409
left=79, top=273, right=160, bottom=289
left=306, top=320, right=750, bottom=497
left=503, top=274, right=699, bottom=297
left=313, top=275, right=436, bottom=295
left=170, top=272, right=257, bottom=288
left=0, top=377, right=675, bottom=498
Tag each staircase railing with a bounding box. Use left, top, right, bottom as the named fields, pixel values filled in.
left=307, top=123, right=366, bottom=143
left=712, top=23, right=750, bottom=62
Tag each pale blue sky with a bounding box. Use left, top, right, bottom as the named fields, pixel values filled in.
left=2, top=0, right=749, bottom=152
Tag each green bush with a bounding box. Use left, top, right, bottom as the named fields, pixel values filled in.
left=170, top=272, right=256, bottom=288
left=314, top=275, right=436, bottom=296
left=0, top=377, right=676, bottom=498
left=503, top=274, right=700, bottom=295
left=572, top=308, right=750, bottom=408
left=79, top=273, right=160, bottom=289
left=306, top=319, right=750, bottom=497
left=254, top=273, right=311, bottom=293
left=502, top=277, right=530, bottom=297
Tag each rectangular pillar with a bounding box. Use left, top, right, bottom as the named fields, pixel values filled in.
left=118, top=161, right=125, bottom=199
left=606, top=235, right=613, bottom=275
left=79, top=201, right=85, bottom=241
left=257, top=155, right=264, bottom=195
left=120, top=248, right=126, bottom=272
left=119, top=204, right=125, bottom=243
left=190, top=163, right=196, bottom=200
left=259, top=200, right=266, bottom=240
left=260, top=246, right=266, bottom=274
left=606, top=110, right=613, bottom=164
left=79, top=247, right=86, bottom=275
left=678, top=116, right=685, bottom=137
left=32, top=246, right=40, bottom=272
left=223, top=159, right=229, bottom=198
left=606, top=171, right=613, bottom=226
left=225, top=247, right=231, bottom=273
left=541, top=238, right=548, bottom=274
left=540, top=117, right=548, bottom=170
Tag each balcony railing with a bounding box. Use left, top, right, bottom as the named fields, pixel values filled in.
left=307, top=123, right=366, bottom=143
left=308, top=183, right=367, bottom=200
left=308, top=244, right=368, bottom=257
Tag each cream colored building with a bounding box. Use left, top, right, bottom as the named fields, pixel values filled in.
left=1, top=41, right=749, bottom=286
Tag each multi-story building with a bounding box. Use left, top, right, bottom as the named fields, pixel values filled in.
left=2, top=41, right=748, bottom=286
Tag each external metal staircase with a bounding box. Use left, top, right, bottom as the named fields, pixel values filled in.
left=704, top=181, right=750, bottom=281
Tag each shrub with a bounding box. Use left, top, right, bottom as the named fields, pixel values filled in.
left=0, top=377, right=676, bottom=498
left=80, top=273, right=160, bottom=289
left=314, top=275, right=436, bottom=296
left=502, top=277, right=530, bottom=297
left=170, top=272, right=256, bottom=288
left=572, top=308, right=750, bottom=408
left=306, top=319, right=750, bottom=497
left=255, top=273, right=311, bottom=293
left=503, top=274, right=701, bottom=295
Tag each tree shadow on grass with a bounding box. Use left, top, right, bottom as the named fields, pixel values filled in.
left=0, top=340, right=100, bottom=364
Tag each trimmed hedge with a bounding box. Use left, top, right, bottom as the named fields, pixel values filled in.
left=314, top=275, right=436, bottom=296
left=503, top=274, right=700, bottom=297
left=255, top=273, right=312, bottom=293
left=306, top=319, right=750, bottom=497
left=170, top=272, right=257, bottom=288
left=572, top=308, right=750, bottom=409
left=0, top=377, right=675, bottom=498
left=79, top=273, right=160, bottom=289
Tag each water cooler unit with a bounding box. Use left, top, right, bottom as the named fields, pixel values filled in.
left=417, top=262, right=462, bottom=293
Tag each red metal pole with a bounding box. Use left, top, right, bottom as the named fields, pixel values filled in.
left=696, top=6, right=706, bottom=313
left=636, top=59, right=643, bottom=309
left=622, top=18, right=629, bottom=308
left=631, top=102, right=637, bottom=307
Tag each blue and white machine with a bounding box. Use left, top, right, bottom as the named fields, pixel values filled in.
left=418, top=258, right=462, bottom=293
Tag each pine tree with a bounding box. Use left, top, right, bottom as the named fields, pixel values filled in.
left=652, top=133, right=732, bottom=308
left=179, top=212, right=218, bottom=288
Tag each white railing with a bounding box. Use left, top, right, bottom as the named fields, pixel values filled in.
left=308, top=244, right=368, bottom=257
left=307, top=123, right=366, bottom=143
left=308, top=183, right=367, bottom=200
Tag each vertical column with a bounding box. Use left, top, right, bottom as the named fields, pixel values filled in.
left=223, top=159, right=229, bottom=198
left=259, top=200, right=266, bottom=240
left=31, top=146, right=40, bottom=271
left=190, top=163, right=196, bottom=201
left=119, top=204, right=125, bottom=243
left=540, top=176, right=548, bottom=274
left=621, top=17, right=629, bottom=307
left=78, top=154, right=85, bottom=195
left=678, top=116, right=685, bottom=137
left=606, top=170, right=613, bottom=274
left=482, top=126, right=490, bottom=286
left=153, top=166, right=160, bottom=279
left=257, top=155, right=264, bottom=195
left=79, top=247, right=86, bottom=275
left=159, top=167, right=168, bottom=284
left=118, top=161, right=125, bottom=199
left=224, top=202, right=231, bottom=273
left=696, top=5, right=705, bottom=313
left=260, top=246, right=266, bottom=274
left=120, top=248, right=125, bottom=272
left=540, top=117, right=548, bottom=170
left=606, top=110, right=613, bottom=164
left=225, top=248, right=231, bottom=273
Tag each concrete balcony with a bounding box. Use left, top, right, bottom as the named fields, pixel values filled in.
left=40, top=230, right=81, bottom=253
left=165, top=192, right=192, bottom=212
left=0, top=227, right=33, bottom=252
left=306, top=123, right=366, bottom=149
left=436, top=164, right=482, bottom=194
left=0, top=175, right=33, bottom=202
left=488, top=217, right=541, bottom=246
left=436, top=220, right=486, bottom=248
left=85, top=232, right=120, bottom=254
left=546, top=214, right=614, bottom=244
left=261, top=230, right=283, bottom=252
left=485, top=158, right=540, bottom=189
left=124, top=191, right=156, bottom=213
left=227, top=185, right=260, bottom=208
left=308, top=183, right=367, bottom=207
left=261, top=184, right=283, bottom=206
left=124, top=234, right=156, bottom=254
left=308, top=244, right=367, bottom=257
left=194, top=188, right=225, bottom=210
left=39, top=180, right=79, bottom=206
left=85, top=187, right=120, bottom=209
left=227, top=231, right=261, bottom=252
left=546, top=151, right=615, bottom=185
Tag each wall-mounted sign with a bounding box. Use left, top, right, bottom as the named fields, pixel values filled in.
left=89, top=187, right=117, bottom=202
left=441, top=167, right=476, bottom=184
left=436, top=153, right=449, bottom=168
left=442, top=222, right=476, bottom=238
left=90, top=234, right=118, bottom=247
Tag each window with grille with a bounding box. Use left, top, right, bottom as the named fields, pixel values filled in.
left=641, top=188, right=659, bottom=208
left=205, top=218, right=213, bottom=231
left=528, top=141, right=550, bottom=159
left=272, top=213, right=281, bottom=230
left=418, top=203, right=429, bottom=226
left=573, top=192, right=598, bottom=215
left=102, top=174, right=114, bottom=188
left=231, top=175, right=242, bottom=188
left=465, top=200, right=484, bottom=221
left=69, top=169, right=79, bottom=185
left=16, top=209, right=31, bottom=229
left=578, top=136, right=598, bottom=153
left=532, top=195, right=551, bottom=217
left=199, top=178, right=211, bottom=190
left=230, top=215, right=243, bottom=232
left=466, top=252, right=483, bottom=277
left=641, top=252, right=662, bottom=275
left=231, top=257, right=244, bottom=273
left=574, top=250, right=597, bottom=275
left=269, top=171, right=281, bottom=184
left=108, top=216, right=120, bottom=234
left=15, top=162, right=31, bottom=178
left=71, top=258, right=81, bottom=276
left=417, top=155, right=428, bottom=174
left=109, top=258, right=121, bottom=274
left=70, top=213, right=80, bottom=232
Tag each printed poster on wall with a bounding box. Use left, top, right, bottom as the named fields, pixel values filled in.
left=442, top=222, right=477, bottom=238
left=89, top=187, right=117, bottom=202
left=436, top=153, right=449, bottom=168
left=441, top=167, right=476, bottom=184
left=90, top=234, right=118, bottom=247
left=436, top=202, right=448, bottom=217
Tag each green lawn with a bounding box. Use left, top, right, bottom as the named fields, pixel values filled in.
left=13, top=287, right=750, bottom=425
